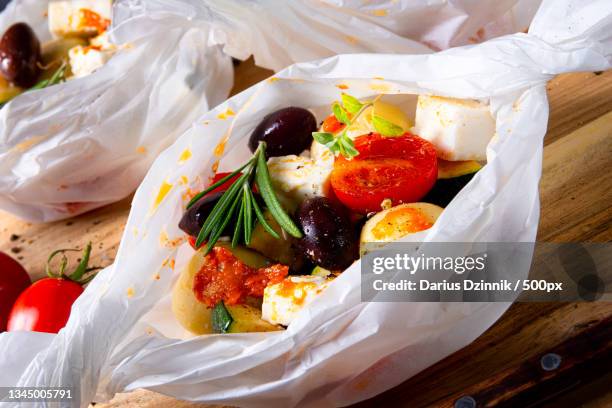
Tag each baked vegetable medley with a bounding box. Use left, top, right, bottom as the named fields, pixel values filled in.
left=0, top=0, right=115, bottom=106
left=173, top=93, right=493, bottom=334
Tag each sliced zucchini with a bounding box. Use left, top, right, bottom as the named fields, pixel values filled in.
left=213, top=302, right=282, bottom=334
left=248, top=210, right=305, bottom=271
left=216, top=241, right=270, bottom=268
left=311, top=266, right=331, bottom=278
left=212, top=301, right=233, bottom=333
left=437, top=159, right=482, bottom=179
left=422, top=159, right=482, bottom=207
left=424, top=174, right=478, bottom=208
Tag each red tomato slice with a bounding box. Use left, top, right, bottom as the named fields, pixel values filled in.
left=7, top=278, right=83, bottom=333
left=331, top=133, right=437, bottom=214
left=0, top=252, right=31, bottom=331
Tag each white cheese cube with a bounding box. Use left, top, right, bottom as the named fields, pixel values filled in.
left=262, top=275, right=331, bottom=326
left=413, top=95, right=495, bottom=161
left=68, top=45, right=112, bottom=78
left=49, top=0, right=113, bottom=38
left=89, top=32, right=115, bottom=51
left=267, top=150, right=334, bottom=205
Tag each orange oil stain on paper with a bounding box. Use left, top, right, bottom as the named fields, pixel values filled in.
left=151, top=181, right=173, bottom=213
left=159, top=230, right=184, bottom=249
left=11, top=135, right=46, bottom=153
left=216, top=108, right=235, bottom=120
left=371, top=9, right=388, bottom=16
left=178, top=148, right=192, bottom=164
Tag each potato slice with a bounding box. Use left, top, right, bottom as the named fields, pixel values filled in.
left=0, top=76, right=23, bottom=104
left=360, top=203, right=443, bottom=243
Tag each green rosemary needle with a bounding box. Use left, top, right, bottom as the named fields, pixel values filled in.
left=194, top=142, right=302, bottom=254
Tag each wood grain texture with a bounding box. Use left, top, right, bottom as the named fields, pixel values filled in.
left=0, top=63, right=609, bottom=408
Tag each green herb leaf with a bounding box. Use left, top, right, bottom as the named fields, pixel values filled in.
left=192, top=142, right=302, bottom=254
left=251, top=191, right=280, bottom=239
left=212, top=301, right=233, bottom=333
left=312, top=132, right=335, bottom=145
left=255, top=144, right=303, bottom=238
left=341, top=93, right=363, bottom=114
left=205, top=190, right=242, bottom=254
left=187, top=160, right=251, bottom=209
left=338, top=135, right=359, bottom=158
left=332, top=102, right=350, bottom=125
left=232, top=199, right=244, bottom=248
left=243, top=184, right=253, bottom=245
left=31, top=60, right=68, bottom=90
left=196, top=170, right=248, bottom=249
left=372, top=114, right=404, bottom=137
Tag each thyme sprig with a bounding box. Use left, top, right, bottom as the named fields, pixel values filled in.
left=31, top=60, right=68, bottom=90
left=312, top=93, right=404, bottom=159
left=189, top=142, right=302, bottom=254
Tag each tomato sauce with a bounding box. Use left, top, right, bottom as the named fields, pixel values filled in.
left=193, top=247, right=288, bottom=307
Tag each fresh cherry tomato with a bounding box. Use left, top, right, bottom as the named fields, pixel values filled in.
left=331, top=133, right=437, bottom=214
left=7, top=278, right=83, bottom=333
left=322, top=114, right=345, bottom=134
left=0, top=252, right=31, bottom=331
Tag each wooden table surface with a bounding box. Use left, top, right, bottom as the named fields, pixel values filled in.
left=1, top=61, right=610, bottom=407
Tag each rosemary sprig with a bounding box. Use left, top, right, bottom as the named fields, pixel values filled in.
left=312, top=93, right=404, bottom=159
left=194, top=142, right=302, bottom=254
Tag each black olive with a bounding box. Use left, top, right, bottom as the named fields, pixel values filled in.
left=297, top=197, right=357, bottom=270
left=0, top=23, right=41, bottom=88
left=248, top=107, right=317, bottom=158
left=178, top=192, right=224, bottom=237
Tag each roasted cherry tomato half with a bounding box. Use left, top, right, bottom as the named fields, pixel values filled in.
left=330, top=133, right=437, bottom=214
left=322, top=114, right=345, bottom=134
left=7, top=278, right=83, bottom=333
left=0, top=252, right=31, bottom=331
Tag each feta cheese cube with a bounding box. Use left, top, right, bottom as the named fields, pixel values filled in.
left=262, top=275, right=331, bottom=326
left=49, top=0, right=113, bottom=38
left=413, top=95, right=495, bottom=161
left=68, top=45, right=112, bottom=78
left=267, top=150, right=334, bottom=205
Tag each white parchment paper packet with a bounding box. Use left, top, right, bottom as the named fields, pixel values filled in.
left=1, top=0, right=610, bottom=407
left=0, top=0, right=233, bottom=222
left=0, top=0, right=542, bottom=222
left=139, top=0, right=541, bottom=71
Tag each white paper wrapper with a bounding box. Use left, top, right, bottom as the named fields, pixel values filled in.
left=1, top=0, right=610, bottom=407
left=178, top=0, right=542, bottom=71
left=0, top=0, right=233, bottom=222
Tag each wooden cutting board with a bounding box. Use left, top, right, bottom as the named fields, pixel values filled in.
left=1, top=62, right=610, bottom=407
